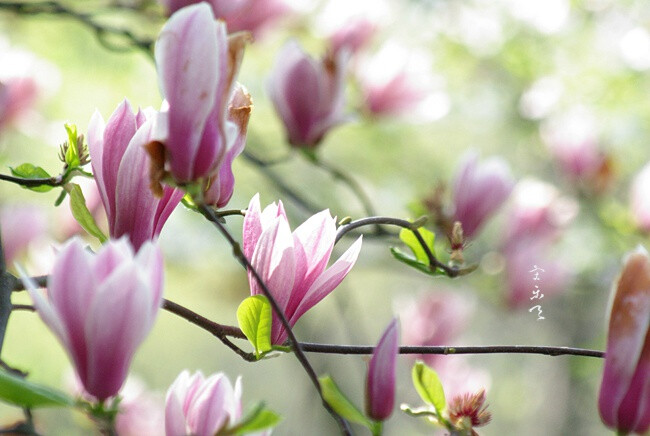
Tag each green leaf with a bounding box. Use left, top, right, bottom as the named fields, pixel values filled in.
left=318, top=375, right=373, bottom=429
left=64, top=123, right=80, bottom=168
left=412, top=361, right=446, bottom=419
left=400, top=404, right=442, bottom=427
left=0, top=370, right=74, bottom=408
left=390, top=248, right=441, bottom=277
left=65, top=183, right=107, bottom=243
left=236, top=295, right=272, bottom=359
left=9, top=164, right=53, bottom=192
left=399, top=227, right=435, bottom=264
left=222, top=402, right=282, bottom=435
left=54, top=189, right=67, bottom=207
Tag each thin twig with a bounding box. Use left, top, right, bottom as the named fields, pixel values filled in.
left=300, top=343, right=605, bottom=358
left=0, top=173, right=64, bottom=188
left=336, top=216, right=460, bottom=277
left=0, top=1, right=155, bottom=58
left=196, top=203, right=353, bottom=436
left=11, top=304, right=35, bottom=312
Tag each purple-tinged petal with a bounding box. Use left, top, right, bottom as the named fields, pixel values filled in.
left=598, top=248, right=650, bottom=433
left=243, top=193, right=262, bottom=260
left=187, top=374, right=230, bottom=436
left=155, top=3, right=223, bottom=181
left=250, top=217, right=296, bottom=344
left=87, top=110, right=107, bottom=212
left=289, top=236, right=362, bottom=329
left=366, top=318, right=399, bottom=421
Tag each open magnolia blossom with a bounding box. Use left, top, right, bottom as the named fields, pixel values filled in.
left=243, top=194, right=362, bottom=344
left=152, top=3, right=252, bottom=203
left=88, top=100, right=183, bottom=250
left=19, top=237, right=164, bottom=400
left=598, top=247, right=650, bottom=434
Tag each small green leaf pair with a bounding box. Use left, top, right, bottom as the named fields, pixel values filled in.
left=319, top=375, right=382, bottom=435
left=402, top=361, right=450, bottom=429
left=390, top=227, right=444, bottom=276
left=218, top=402, right=282, bottom=435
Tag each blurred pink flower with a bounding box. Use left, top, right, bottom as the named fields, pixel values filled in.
left=399, top=291, right=472, bottom=367
left=452, top=152, right=514, bottom=239
left=630, top=162, right=650, bottom=232
left=160, top=0, right=290, bottom=37
left=20, top=237, right=164, bottom=400
left=0, top=204, right=48, bottom=266
left=115, top=377, right=165, bottom=436
left=153, top=3, right=251, bottom=189
left=88, top=100, right=183, bottom=250
left=356, top=42, right=450, bottom=121
left=366, top=318, right=399, bottom=421
left=598, top=247, right=650, bottom=434
left=165, top=371, right=243, bottom=436
left=541, top=107, right=611, bottom=189
left=501, top=180, right=576, bottom=308
left=329, top=18, right=376, bottom=56
left=267, top=41, right=349, bottom=148
left=0, top=78, right=37, bottom=131
left=243, top=194, right=362, bottom=344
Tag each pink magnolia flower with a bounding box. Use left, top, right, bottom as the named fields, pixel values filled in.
left=0, top=204, right=48, bottom=266
left=399, top=291, right=471, bottom=367
left=165, top=370, right=243, bottom=436
left=160, top=0, right=289, bottom=37
left=366, top=318, right=399, bottom=421
left=20, top=237, right=164, bottom=400
left=452, top=152, right=514, bottom=239
left=598, top=247, right=650, bottom=434
left=356, top=42, right=450, bottom=121
left=501, top=180, right=577, bottom=308
left=153, top=3, right=251, bottom=190
left=203, top=84, right=252, bottom=208
left=243, top=194, right=362, bottom=344
left=267, top=41, right=349, bottom=148
left=329, top=18, right=376, bottom=56
left=88, top=100, right=183, bottom=250
left=116, top=377, right=165, bottom=436
left=630, top=162, right=650, bottom=232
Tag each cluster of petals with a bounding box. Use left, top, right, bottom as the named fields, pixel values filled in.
left=88, top=100, right=184, bottom=250
left=20, top=237, right=164, bottom=400
left=165, top=370, right=243, bottom=436
left=267, top=41, right=349, bottom=148
left=160, top=0, right=289, bottom=37
left=452, top=151, right=514, bottom=239
left=153, top=3, right=252, bottom=206
left=0, top=204, right=48, bottom=265
left=243, top=194, right=362, bottom=344
left=598, top=247, right=650, bottom=434
left=365, top=318, right=399, bottom=421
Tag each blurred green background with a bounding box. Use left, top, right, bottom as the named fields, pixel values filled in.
left=1, top=0, right=649, bottom=434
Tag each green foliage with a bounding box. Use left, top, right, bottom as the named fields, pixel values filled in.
left=318, top=375, right=373, bottom=430
left=390, top=226, right=443, bottom=276
left=220, top=402, right=282, bottom=435
left=411, top=361, right=447, bottom=424
left=9, top=164, right=53, bottom=192
left=64, top=123, right=81, bottom=168
left=0, top=370, right=74, bottom=408
left=65, top=183, right=108, bottom=243
left=236, top=295, right=272, bottom=359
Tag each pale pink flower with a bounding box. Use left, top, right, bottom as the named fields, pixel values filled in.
left=0, top=204, right=48, bottom=266
left=165, top=371, right=243, bottom=436
left=452, top=152, right=514, bottom=239
left=598, top=247, right=650, bottom=434
left=365, top=318, right=399, bottom=421
left=329, top=18, right=376, bottom=56
left=153, top=3, right=251, bottom=187
left=267, top=41, right=349, bottom=148
left=116, top=377, right=165, bottom=436
left=20, top=237, right=164, bottom=400
left=356, top=42, right=450, bottom=121
left=243, top=194, right=362, bottom=344
left=88, top=100, right=183, bottom=250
